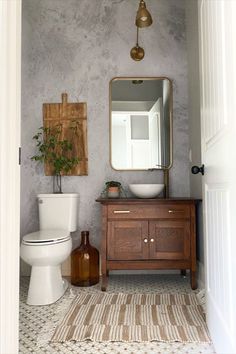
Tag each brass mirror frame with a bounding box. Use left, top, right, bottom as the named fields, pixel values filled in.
left=109, top=77, right=173, bottom=171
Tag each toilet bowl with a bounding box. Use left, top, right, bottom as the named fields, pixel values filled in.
left=21, top=194, right=78, bottom=305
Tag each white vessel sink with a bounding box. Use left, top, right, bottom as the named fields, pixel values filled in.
left=129, top=184, right=165, bottom=199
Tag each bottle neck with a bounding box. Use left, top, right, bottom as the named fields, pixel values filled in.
left=81, top=232, right=90, bottom=245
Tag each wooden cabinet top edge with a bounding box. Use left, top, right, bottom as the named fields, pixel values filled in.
left=96, top=197, right=202, bottom=204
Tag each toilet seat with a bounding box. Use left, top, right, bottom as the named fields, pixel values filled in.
left=22, top=229, right=70, bottom=245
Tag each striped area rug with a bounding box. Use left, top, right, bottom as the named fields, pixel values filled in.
left=51, top=293, right=211, bottom=343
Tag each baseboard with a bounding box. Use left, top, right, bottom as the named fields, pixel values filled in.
left=61, top=256, right=71, bottom=276
left=20, top=259, right=31, bottom=276
left=20, top=257, right=71, bottom=277
left=197, top=260, right=205, bottom=289
left=109, top=270, right=182, bottom=275
left=22, top=257, right=206, bottom=280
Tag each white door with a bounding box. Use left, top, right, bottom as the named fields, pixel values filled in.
left=199, top=1, right=236, bottom=353
left=149, top=100, right=161, bottom=167
left=0, top=1, right=21, bottom=353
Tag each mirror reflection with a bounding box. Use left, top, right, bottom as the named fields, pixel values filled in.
left=110, top=78, right=172, bottom=170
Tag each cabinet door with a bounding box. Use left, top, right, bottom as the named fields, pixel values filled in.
left=107, top=220, right=149, bottom=260
left=149, top=220, right=190, bottom=260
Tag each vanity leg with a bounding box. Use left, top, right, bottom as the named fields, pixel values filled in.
left=101, top=274, right=108, bottom=292
left=181, top=269, right=186, bottom=277
left=190, top=270, right=197, bottom=290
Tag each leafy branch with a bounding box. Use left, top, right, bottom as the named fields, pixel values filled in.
left=31, top=124, right=80, bottom=176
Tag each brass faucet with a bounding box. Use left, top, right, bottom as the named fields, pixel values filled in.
left=147, top=167, right=169, bottom=198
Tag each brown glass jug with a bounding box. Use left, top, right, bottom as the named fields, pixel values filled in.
left=71, top=231, right=99, bottom=286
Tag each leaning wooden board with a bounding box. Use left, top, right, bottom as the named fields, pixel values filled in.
left=43, top=93, right=88, bottom=176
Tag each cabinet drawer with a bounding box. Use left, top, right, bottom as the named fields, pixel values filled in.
left=107, top=204, right=190, bottom=219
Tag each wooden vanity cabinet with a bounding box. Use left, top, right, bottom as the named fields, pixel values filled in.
left=96, top=198, right=199, bottom=291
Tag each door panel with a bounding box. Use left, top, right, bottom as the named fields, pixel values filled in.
left=149, top=221, right=190, bottom=260
left=205, top=186, right=232, bottom=327
left=199, top=1, right=236, bottom=352
left=107, top=221, right=148, bottom=260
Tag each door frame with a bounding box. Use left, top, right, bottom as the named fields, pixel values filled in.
left=0, top=1, right=21, bottom=353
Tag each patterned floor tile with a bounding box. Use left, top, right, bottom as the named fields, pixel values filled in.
left=19, top=275, right=216, bottom=354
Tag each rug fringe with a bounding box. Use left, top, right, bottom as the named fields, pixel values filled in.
left=36, top=287, right=76, bottom=349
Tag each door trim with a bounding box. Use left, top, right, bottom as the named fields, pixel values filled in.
left=0, top=1, right=21, bottom=353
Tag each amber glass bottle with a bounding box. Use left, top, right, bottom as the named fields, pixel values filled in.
left=71, top=231, right=99, bottom=286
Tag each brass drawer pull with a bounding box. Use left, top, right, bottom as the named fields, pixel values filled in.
left=143, top=238, right=148, bottom=243
left=113, top=210, right=130, bottom=214
left=168, top=209, right=184, bottom=213
left=150, top=238, right=154, bottom=242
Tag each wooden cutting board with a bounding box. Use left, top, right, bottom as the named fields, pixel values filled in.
left=43, top=93, right=88, bottom=176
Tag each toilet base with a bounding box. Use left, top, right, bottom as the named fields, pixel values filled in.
left=27, top=265, right=68, bottom=305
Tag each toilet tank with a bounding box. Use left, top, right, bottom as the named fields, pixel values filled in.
left=37, top=193, right=79, bottom=232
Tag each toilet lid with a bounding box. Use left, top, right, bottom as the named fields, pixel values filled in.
left=22, top=229, right=70, bottom=244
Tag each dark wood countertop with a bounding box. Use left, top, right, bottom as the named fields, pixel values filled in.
left=96, top=197, right=202, bottom=204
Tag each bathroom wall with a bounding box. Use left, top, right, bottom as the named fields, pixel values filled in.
left=185, top=0, right=202, bottom=199
left=185, top=0, right=204, bottom=286
left=21, top=0, right=190, bottom=270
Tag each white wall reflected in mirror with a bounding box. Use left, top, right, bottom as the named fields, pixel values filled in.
left=112, top=102, right=161, bottom=169
left=110, top=78, right=172, bottom=170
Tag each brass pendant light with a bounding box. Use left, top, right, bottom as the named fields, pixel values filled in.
left=130, top=27, right=145, bottom=61
left=130, top=0, right=153, bottom=61
left=136, top=0, right=153, bottom=28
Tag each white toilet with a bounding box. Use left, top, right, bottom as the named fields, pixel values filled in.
left=21, top=193, right=79, bottom=306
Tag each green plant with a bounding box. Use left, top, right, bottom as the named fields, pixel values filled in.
left=105, top=181, right=121, bottom=188
left=31, top=124, right=80, bottom=193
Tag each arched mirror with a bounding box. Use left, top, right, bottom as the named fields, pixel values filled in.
left=110, top=77, right=172, bottom=170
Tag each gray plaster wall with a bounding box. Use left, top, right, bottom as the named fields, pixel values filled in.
left=185, top=0, right=204, bottom=286
left=185, top=0, right=201, bottom=199
left=21, top=0, right=190, bottom=263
